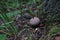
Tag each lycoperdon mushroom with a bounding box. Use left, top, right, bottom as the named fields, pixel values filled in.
left=29, top=17, right=40, bottom=25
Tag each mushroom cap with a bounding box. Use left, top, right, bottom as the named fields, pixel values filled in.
left=29, top=17, right=40, bottom=25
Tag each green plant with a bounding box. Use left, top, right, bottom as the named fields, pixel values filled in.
left=0, top=0, right=60, bottom=40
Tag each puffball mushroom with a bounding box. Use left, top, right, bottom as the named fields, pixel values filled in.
left=29, top=17, right=40, bottom=25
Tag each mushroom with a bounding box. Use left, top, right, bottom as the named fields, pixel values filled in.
left=29, top=17, right=40, bottom=25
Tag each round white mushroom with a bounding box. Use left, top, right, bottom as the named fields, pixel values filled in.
left=29, top=17, right=40, bottom=25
